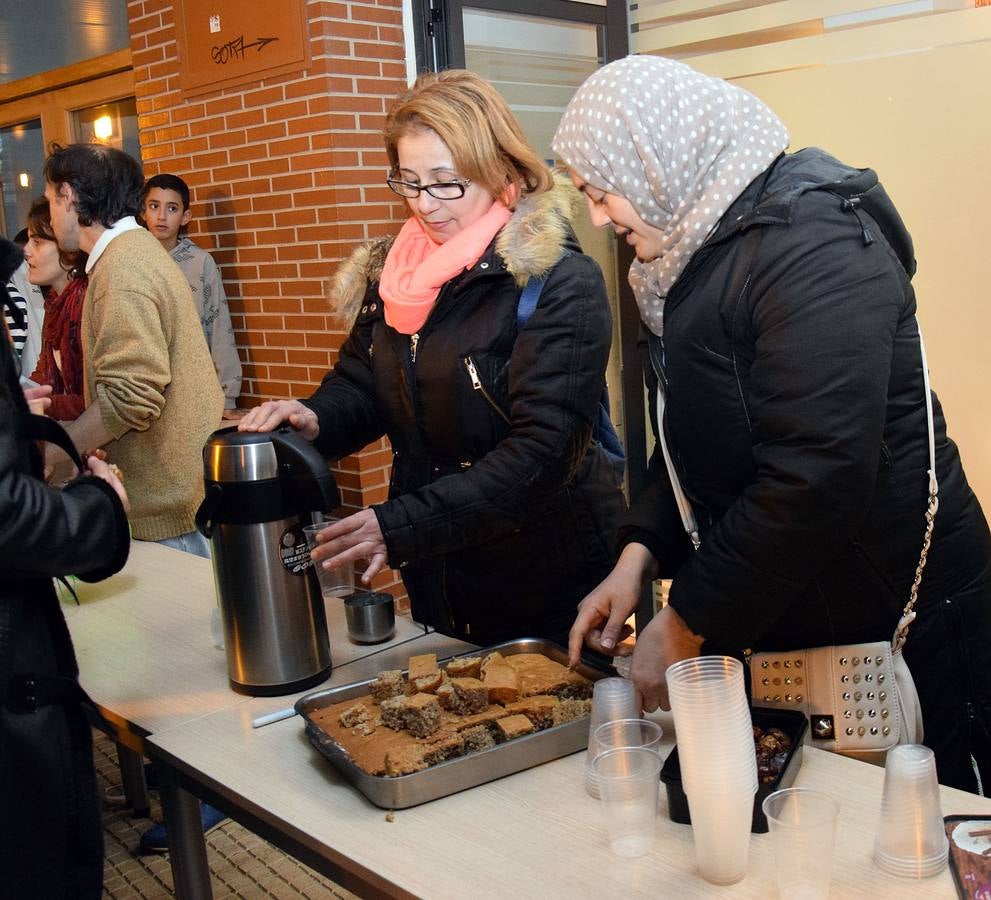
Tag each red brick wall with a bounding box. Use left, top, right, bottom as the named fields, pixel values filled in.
left=126, top=0, right=410, bottom=601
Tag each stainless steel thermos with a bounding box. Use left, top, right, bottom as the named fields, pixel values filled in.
left=195, top=426, right=340, bottom=695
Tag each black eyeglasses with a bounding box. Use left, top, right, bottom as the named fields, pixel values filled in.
left=386, top=177, right=472, bottom=200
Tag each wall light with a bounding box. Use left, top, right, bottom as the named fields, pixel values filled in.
left=93, top=115, right=114, bottom=141
left=18, top=172, right=30, bottom=189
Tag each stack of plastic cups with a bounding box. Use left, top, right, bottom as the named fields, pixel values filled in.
left=585, top=677, right=638, bottom=798
left=666, top=656, right=758, bottom=885
left=873, top=744, right=948, bottom=878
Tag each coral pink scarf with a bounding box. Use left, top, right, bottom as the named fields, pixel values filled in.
left=379, top=200, right=512, bottom=334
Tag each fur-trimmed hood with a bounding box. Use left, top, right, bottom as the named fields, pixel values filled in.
left=328, top=172, right=583, bottom=329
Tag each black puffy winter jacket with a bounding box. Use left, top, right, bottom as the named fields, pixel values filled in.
left=304, top=181, right=625, bottom=643
left=620, top=149, right=991, bottom=790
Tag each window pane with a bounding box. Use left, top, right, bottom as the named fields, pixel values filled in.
left=0, top=119, right=45, bottom=240
left=73, top=97, right=141, bottom=163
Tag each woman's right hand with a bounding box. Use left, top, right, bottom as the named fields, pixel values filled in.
left=238, top=400, right=319, bottom=441
left=568, top=542, right=659, bottom=668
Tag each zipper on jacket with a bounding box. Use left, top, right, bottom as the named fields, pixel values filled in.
left=410, top=332, right=419, bottom=363
left=463, top=355, right=511, bottom=426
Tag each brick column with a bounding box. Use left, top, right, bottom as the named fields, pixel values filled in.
left=127, top=0, right=409, bottom=602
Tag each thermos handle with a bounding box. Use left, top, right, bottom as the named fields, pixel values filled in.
left=195, top=483, right=224, bottom=539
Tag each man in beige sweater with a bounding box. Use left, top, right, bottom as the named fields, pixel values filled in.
left=43, top=143, right=223, bottom=550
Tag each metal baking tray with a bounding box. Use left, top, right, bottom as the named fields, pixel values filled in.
left=296, top=637, right=610, bottom=809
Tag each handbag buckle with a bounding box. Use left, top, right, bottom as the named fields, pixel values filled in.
left=812, top=714, right=835, bottom=739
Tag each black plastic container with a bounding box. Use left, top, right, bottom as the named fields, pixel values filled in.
left=660, top=706, right=808, bottom=834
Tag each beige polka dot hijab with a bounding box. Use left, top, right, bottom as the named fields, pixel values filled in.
left=552, top=55, right=789, bottom=336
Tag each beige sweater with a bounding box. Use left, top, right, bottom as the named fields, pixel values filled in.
left=82, top=228, right=224, bottom=540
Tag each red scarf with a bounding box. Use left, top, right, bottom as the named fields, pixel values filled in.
left=30, top=276, right=87, bottom=420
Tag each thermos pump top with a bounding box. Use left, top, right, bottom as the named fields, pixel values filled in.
left=195, top=426, right=340, bottom=696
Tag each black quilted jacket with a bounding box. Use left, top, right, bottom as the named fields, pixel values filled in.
left=620, top=149, right=991, bottom=790
left=304, top=185, right=625, bottom=643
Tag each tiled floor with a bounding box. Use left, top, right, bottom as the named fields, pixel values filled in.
left=93, top=730, right=356, bottom=899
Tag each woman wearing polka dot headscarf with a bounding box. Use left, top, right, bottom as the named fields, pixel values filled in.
left=557, top=55, right=991, bottom=793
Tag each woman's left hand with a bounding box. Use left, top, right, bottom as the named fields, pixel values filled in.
left=309, top=509, right=388, bottom=585
left=629, top=604, right=705, bottom=712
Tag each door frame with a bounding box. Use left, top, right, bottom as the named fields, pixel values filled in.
left=415, top=0, right=628, bottom=72
left=0, top=50, right=135, bottom=148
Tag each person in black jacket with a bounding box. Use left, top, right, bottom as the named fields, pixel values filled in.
left=555, top=55, right=991, bottom=792
left=240, top=70, right=625, bottom=646
left=0, top=238, right=130, bottom=897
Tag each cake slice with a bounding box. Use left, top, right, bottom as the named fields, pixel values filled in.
left=443, top=677, right=489, bottom=715
left=403, top=692, right=442, bottom=738
left=412, top=669, right=445, bottom=694
left=480, top=651, right=507, bottom=679
left=369, top=670, right=406, bottom=702
left=504, top=654, right=593, bottom=699
left=421, top=732, right=464, bottom=766
left=444, top=656, right=482, bottom=679
left=379, top=695, right=407, bottom=730
left=503, top=694, right=559, bottom=730
left=339, top=702, right=370, bottom=728
left=462, top=724, right=496, bottom=754
left=384, top=745, right=427, bottom=777
left=483, top=661, right=521, bottom=704
left=495, top=714, right=535, bottom=742
left=408, top=652, right=438, bottom=682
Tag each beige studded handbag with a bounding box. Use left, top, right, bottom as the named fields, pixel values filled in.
left=750, top=325, right=937, bottom=761
left=749, top=622, right=924, bottom=760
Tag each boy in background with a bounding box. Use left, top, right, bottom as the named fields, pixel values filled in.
left=142, top=175, right=242, bottom=417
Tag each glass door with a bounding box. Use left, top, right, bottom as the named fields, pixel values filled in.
left=0, top=119, right=44, bottom=239
left=415, top=0, right=645, bottom=496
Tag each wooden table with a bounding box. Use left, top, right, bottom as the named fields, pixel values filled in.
left=62, top=539, right=465, bottom=812
left=148, top=699, right=990, bottom=899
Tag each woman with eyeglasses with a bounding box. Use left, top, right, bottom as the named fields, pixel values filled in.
left=240, top=70, right=625, bottom=646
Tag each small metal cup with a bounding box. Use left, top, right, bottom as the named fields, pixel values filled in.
left=343, top=591, right=395, bottom=644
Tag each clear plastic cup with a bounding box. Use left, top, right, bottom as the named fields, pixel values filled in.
left=762, top=788, right=840, bottom=899
left=667, top=656, right=757, bottom=797
left=585, top=677, right=638, bottom=798
left=592, top=718, right=663, bottom=757
left=873, top=744, right=948, bottom=878
left=686, top=783, right=755, bottom=885
left=302, top=521, right=355, bottom=599
left=592, top=747, right=662, bottom=858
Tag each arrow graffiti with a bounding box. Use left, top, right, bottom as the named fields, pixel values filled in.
left=212, top=36, right=280, bottom=65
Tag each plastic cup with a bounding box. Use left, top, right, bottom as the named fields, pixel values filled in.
left=686, top=784, right=754, bottom=885
left=585, top=677, right=638, bottom=798
left=592, top=718, right=663, bottom=757
left=762, top=788, right=840, bottom=899
left=302, top=521, right=354, bottom=599
left=873, top=744, right=947, bottom=878
left=666, top=656, right=758, bottom=797
left=592, top=747, right=661, bottom=858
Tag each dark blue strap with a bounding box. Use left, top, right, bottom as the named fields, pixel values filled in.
left=515, top=276, right=545, bottom=331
